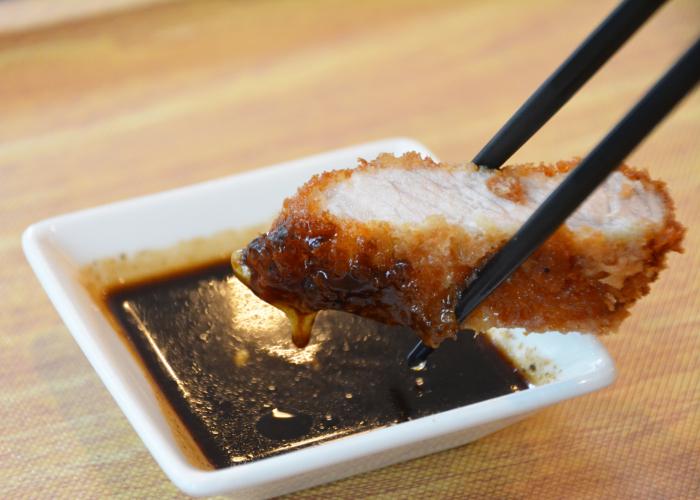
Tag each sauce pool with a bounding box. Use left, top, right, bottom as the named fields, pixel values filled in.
left=105, top=259, right=528, bottom=469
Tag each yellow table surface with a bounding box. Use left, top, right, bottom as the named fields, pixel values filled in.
left=1, top=1, right=699, bottom=497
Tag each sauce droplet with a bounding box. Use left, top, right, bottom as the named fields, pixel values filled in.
left=233, top=348, right=249, bottom=367
left=232, top=247, right=318, bottom=348
left=287, top=310, right=317, bottom=348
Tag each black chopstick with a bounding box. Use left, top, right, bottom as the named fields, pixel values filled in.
left=457, top=37, right=699, bottom=321
left=407, top=0, right=666, bottom=368
left=408, top=36, right=700, bottom=369
left=473, top=0, right=666, bottom=169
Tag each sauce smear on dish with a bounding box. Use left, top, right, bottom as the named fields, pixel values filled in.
left=105, top=260, right=527, bottom=469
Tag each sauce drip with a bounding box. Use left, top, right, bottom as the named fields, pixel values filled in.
left=105, top=259, right=528, bottom=469
left=273, top=305, right=317, bottom=348
left=232, top=248, right=317, bottom=347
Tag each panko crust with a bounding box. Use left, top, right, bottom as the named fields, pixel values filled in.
left=237, top=153, right=684, bottom=347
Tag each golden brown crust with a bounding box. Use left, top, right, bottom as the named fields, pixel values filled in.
left=238, top=153, right=684, bottom=347
left=486, top=174, right=525, bottom=203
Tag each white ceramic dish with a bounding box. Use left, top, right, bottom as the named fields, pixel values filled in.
left=23, top=138, right=616, bottom=498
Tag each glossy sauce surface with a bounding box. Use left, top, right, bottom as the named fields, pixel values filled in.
left=105, top=260, right=528, bottom=469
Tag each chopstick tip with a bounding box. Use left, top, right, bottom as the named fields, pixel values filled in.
left=407, top=342, right=434, bottom=371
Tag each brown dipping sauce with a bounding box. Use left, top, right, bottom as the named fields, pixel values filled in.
left=104, top=259, right=528, bottom=469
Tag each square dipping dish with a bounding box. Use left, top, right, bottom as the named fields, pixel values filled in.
left=23, top=138, right=616, bottom=498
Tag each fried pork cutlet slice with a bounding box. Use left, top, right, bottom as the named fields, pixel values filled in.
left=232, top=152, right=684, bottom=348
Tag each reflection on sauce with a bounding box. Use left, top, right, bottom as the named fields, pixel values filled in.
left=256, top=408, right=312, bottom=441
left=105, top=260, right=528, bottom=469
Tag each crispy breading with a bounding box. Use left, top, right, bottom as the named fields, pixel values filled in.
left=234, top=153, right=684, bottom=348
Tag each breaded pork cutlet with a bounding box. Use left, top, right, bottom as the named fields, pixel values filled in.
left=232, top=152, right=684, bottom=348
